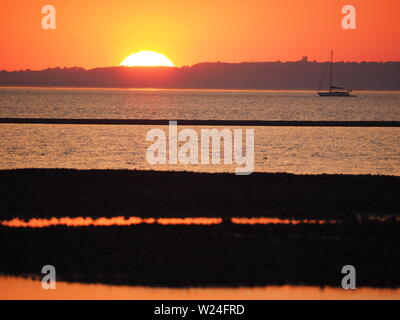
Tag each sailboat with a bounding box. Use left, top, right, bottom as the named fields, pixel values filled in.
left=318, top=51, right=353, bottom=97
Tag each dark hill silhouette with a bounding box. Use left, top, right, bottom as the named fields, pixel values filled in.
left=1, top=61, right=399, bottom=90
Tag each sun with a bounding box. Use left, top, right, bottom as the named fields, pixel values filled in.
left=120, top=50, right=175, bottom=67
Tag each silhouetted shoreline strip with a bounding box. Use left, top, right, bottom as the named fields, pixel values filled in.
left=1, top=169, right=399, bottom=220
left=1, top=118, right=400, bottom=127
left=1, top=62, right=400, bottom=90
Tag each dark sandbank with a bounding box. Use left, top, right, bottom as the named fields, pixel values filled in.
left=0, top=169, right=399, bottom=220
left=1, top=169, right=399, bottom=288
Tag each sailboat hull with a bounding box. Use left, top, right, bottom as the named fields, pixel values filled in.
left=318, top=91, right=352, bottom=97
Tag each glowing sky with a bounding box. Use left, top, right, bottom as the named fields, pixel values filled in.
left=1, top=0, right=399, bottom=70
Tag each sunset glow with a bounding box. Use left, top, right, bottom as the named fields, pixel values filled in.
left=0, top=217, right=222, bottom=228
left=1, top=0, right=400, bottom=70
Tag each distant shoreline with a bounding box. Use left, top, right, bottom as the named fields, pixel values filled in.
left=1, top=62, right=399, bottom=90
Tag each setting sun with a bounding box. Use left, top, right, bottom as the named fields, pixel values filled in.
left=120, top=51, right=174, bottom=67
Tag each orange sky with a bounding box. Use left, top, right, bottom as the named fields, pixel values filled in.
left=1, top=0, right=399, bottom=71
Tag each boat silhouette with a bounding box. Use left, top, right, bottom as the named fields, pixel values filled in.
left=318, top=50, right=354, bottom=97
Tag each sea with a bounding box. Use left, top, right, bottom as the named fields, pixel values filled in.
left=0, top=87, right=399, bottom=175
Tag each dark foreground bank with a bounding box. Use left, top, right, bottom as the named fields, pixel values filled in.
left=0, top=169, right=399, bottom=288
left=1, top=169, right=399, bottom=220
left=1, top=223, right=400, bottom=288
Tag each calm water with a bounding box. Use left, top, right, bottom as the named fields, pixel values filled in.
left=1, top=277, right=399, bottom=300
left=1, top=87, right=399, bottom=175
left=1, top=87, right=400, bottom=121
left=0, top=124, right=399, bottom=175
left=0, top=217, right=342, bottom=228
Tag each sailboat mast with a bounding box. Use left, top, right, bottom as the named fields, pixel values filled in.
left=329, top=50, right=333, bottom=93
left=318, top=50, right=352, bottom=97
